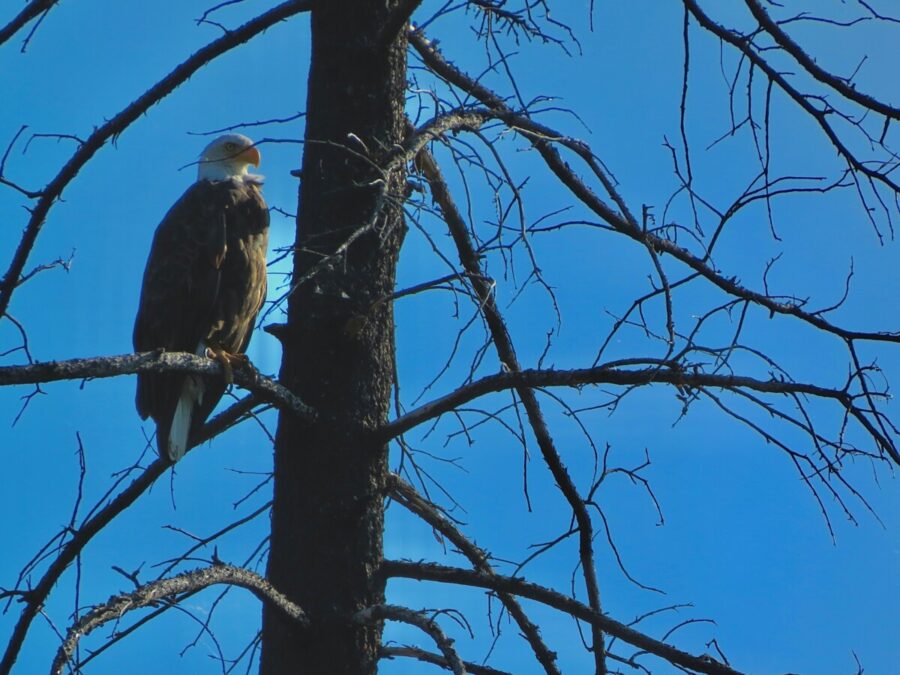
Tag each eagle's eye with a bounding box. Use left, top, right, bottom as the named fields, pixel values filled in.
left=224, top=142, right=237, bottom=152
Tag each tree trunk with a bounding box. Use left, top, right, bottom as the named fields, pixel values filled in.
left=260, top=2, right=407, bottom=673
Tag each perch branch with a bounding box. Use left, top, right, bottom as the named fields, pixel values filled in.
left=0, top=351, right=315, bottom=420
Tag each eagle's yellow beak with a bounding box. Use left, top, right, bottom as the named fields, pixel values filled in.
left=238, top=145, right=261, bottom=168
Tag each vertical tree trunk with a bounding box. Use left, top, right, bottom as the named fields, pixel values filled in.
left=260, top=2, right=407, bottom=673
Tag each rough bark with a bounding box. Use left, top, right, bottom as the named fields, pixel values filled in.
left=260, top=1, right=407, bottom=673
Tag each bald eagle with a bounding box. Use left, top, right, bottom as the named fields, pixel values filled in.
left=133, top=134, right=269, bottom=462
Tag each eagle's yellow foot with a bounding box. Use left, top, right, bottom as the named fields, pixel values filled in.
left=205, top=347, right=248, bottom=384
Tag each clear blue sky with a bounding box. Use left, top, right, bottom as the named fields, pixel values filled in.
left=1, top=2, right=897, bottom=673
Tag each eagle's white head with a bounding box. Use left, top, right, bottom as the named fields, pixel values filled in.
left=197, top=133, right=263, bottom=183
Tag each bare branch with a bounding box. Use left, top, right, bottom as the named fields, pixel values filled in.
left=2, top=458, right=165, bottom=672
left=415, top=145, right=609, bottom=673
left=379, top=363, right=897, bottom=464
left=383, top=560, right=742, bottom=675
left=356, top=604, right=466, bottom=675
left=0, top=351, right=315, bottom=421
left=409, top=29, right=900, bottom=346
left=0, top=393, right=262, bottom=673
left=50, top=564, right=307, bottom=675
left=684, top=0, right=900, bottom=195
left=0, top=126, right=43, bottom=198
left=388, top=473, right=561, bottom=674
left=0, top=0, right=59, bottom=49
left=381, top=645, right=511, bottom=675
left=189, top=111, right=307, bottom=136
left=743, top=0, right=900, bottom=120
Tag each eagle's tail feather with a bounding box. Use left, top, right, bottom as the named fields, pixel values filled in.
left=165, top=343, right=206, bottom=462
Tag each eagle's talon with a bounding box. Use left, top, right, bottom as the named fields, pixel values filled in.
left=206, top=346, right=239, bottom=384
left=230, top=353, right=250, bottom=367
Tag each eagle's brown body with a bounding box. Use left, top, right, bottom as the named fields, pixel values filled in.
left=133, top=175, right=268, bottom=461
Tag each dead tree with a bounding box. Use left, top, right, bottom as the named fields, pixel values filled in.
left=0, top=1, right=897, bottom=674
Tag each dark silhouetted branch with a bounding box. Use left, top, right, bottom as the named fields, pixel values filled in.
left=0, top=394, right=265, bottom=673
left=356, top=604, right=466, bottom=675
left=379, top=364, right=897, bottom=464
left=743, top=0, right=900, bottom=120
left=0, top=351, right=314, bottom=420
left=389, top=473, right=561, bottom=674
left=409, top=29, right=900, bottom=346
left=383, top=560, right=742, bottom=675
left=50, top=564, right=307, bottom=675
left=381, top=645, right=511, bottom=675
left=415, top=145, right=609, bottom=673
left=1, top=458, right=167, bottom=673
left=683, top=0, right=900, bottom=195
left=0, top=0, right=59, bottom=48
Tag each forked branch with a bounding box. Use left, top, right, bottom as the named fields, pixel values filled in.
left=380, top=364, right=897, bottom=465
left=381, top=645, right=511, bottom=675
left=1, top=395, right=263, bottom=673
left=743, top=0, right=900, bottom=120
left=356, top=604, right=466, bottom=675
left=388, top=473, right=561, bottom=674
left=409, top=29, right=900, bottom=346
left=0, top=0, right=60, bottom=48
left=383, top=560, right=742, bottom=675
left=415, top=145, right=608, bottom=673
